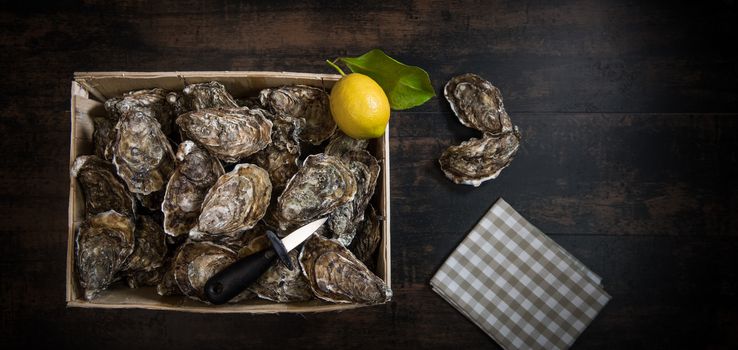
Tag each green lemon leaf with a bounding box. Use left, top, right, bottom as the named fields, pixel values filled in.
left=336, top=49, right=435, bottom=110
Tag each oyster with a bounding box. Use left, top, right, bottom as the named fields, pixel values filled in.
left=122, top=215, right=167, bottom=274
left=156, top=261, right=181, bottom=296
left=162, top=141, right=225, bottom=238
left=328, top=150, right=380, bottom=245
left=177, top=107, right=273, bottom=163
left=92, top=117, right=115, bottom=160
left=193, top=164, right=272, bottom=240
left=324, top=131, right=369, bottom=157
left=126, top=265, right=166, bottom=289
left=259, top=85, right=335, bottom=145
left=182, top=81, right=239, bottom=111
left=439, top=129, right=521, bottom=187
left=275, top=154, right=357, bottom=230
left=112, top=111, right=176, bottom=195
left=105, top=88, right=180, bottom=135
left=249, top=114, right=304, bottom=190
left=348, top=205, right=381, bottom=269
left=71, top=155, right=135, bottom=219
left=236, top=232, right=270, bottom=258
left=300, top=234, right=391, bottom=304
left=250, top=250, right=314, bottom=303
left=75, top=210, right=135, bottom=300
left=136, top=191, right=165, bottom=211
left=173, top=241, right=237, bottom=301
left=444, top=73, right=513, bottom=135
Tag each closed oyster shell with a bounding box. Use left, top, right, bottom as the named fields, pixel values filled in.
left=156, top=260, right=181, bottom=296
left=173, top=241, right=237, bottom=301
left=249, top=114, right=304, bottom=190
left=444, top=74, right=513, bottom=135
left=439, top=128, right=521, bottom=187
left=182, top=81, right=239, bottom=111
left=348, top=205, right=381, bottom=269
left=92, top=117, right=115, bottom=160
left=259, top=85, right=335, bottom=145
left=177, top=107, right=273, bottom=163
left=105, top=88, right=180, bottom=135
left=71, top=155, right=135, bottom=219
left=275, top=154, right=357, bottom=230
left=112, top=111, right=176, bottom=195
left=126, top=264, right=166, bottom=289
left=250, top=250, right=314, bottom=303
left=193, top=164, right=272, bottom=240
left=324, top=131, right=369, bottom=157
left=162, top=141, right=225, bottom=238
left=123, top=215, right=167, bottom=273
left=328, top=150, right=380, bottom=245
left=299, top=234, right=391, bottom=304
left=75, top=210, right=135, bottom=300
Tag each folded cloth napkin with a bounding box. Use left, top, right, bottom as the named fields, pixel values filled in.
left=430, top=198, right=610, bottom=350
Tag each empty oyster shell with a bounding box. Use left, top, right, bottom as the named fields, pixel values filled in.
left=177, top=107, right=273, bottom=163
left=123, top=215, right=167, bottom=273
left=105, top=88, right=180, bottom=135
left=439, top=129, right=521, bottom=187
left=324, top=131, right=369, bottom=157
left=444, top=74, right=513, bottom=135
left=259, top=85, right=335, bottom=145
left=328, top=150, right=380, bottom=245
left=182, top=81, right=239, bottom=111
left=300, top=234, right=391, bottom=304
left=75, top=210, right=135, bottom=300
left=249, top=114, right=304, bottom=190
left=193, top=164, right=272, bottom=240
left=112, top=111, right=176, bottom=195
left=250, top=250, right=314, bottom=303
left=275, top=154, right=357, bottom=230
left=162, top=141, right=225, bottom=238
left=348, top=205, right=381, bottom=269
left=173, top=241, right=237, bottom=301
left=71, top=155, right=135, bottom=219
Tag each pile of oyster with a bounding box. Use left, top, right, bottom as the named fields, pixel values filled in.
left=72, top=81, right=390, bottom=305
left=439, top=74, right=521, bottom=186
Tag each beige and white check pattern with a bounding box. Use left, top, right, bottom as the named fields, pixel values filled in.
left=430, top=198, right=610, bottom=350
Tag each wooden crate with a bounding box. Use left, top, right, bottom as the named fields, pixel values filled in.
left=67, top=71, right=391, bottom=313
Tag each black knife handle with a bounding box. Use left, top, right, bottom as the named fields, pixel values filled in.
left=204, top=249, right=277, bottom=305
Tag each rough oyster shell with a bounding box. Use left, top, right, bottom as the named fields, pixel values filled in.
left=156, top=260, right=181, bottom=296
left=249, top=114, right=304, bottom=190
left=348, top=205, right=381, bottom=269
left=182, top=81, right=239, bottom=111
left=71, top=155, right=136, bottom=219
left=122, top=215, right=167, bottom=274
left=173, top=241, right=237, bottom=301
left=75, top=210, right=135, bottom=300
left=250, top=250, right=314, bottom=303
left=112, top=111, right=176, bottom=195
left=299, top=234, right=391, bottom=304
left=126, top=264, right=166, bottom=289
left=259, top=85, right=335, bottom=145
left=324, top=131, right=369, bottom=157
left=162, top=141, right=225, bottom=238
left=105, top=88, right=180, bottom=135
left=193, top=164, right=272, bottom=240
left=328, top=150, right=380, bottom=245
left=439, top=129, right=521, bottom=187
left=444, top=73, right=513, bottom=135
left=92, top=117, right=115, bottom=160
left=275, top=154, right=357, bottom=230
left=135, top=191, right=165, bottom=212
left=177, top=107, right=273, bottom=163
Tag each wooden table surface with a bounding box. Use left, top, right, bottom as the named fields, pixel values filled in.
left=2, top=1, right=737, bottom=349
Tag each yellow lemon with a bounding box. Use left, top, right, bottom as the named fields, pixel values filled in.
left=329, top=73, right=390, bottom=139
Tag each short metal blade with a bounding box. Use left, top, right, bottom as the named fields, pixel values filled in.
left=281, top=217, right=328, bottom=252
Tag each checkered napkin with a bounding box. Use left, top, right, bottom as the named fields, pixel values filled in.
left=430, top=198, right=610, bottom=350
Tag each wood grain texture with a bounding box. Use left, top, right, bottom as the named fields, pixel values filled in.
left=1, top=0, right=737, bottom=349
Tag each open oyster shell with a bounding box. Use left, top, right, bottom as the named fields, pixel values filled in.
left=259, top=85, right=335, bottom=145
left=173, top=241, right=237, bottom=302
left=250, top=250, right=314, bottom=303
left=71, top=155, right=136, bottom=219
left=75, top=210, right=135, bottom=300
left=112, top=111, right=176, bottom=195
left=444, top=73, right=513, bottom=135
left=275, top=154, right=357, bottom=231
left=249, top=114, right=304, bottom=190
left=182, top=81, right=239, bottom=111
left=348, top=205, right=381, bottom=269
left=193, top=164, right=272, bottom=241
left=177, top=107, right=273, bottom=163
left=105, top=88, right=180, bottom=136
left=162, top=141, right=225, bottom=238
left=439, top=128, right=521, bottom=187
left=328, top=150, right=380, bottom=245
left=324, top=131, right=369, bottom=157
left=299, top=234, right=391, bottom=304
